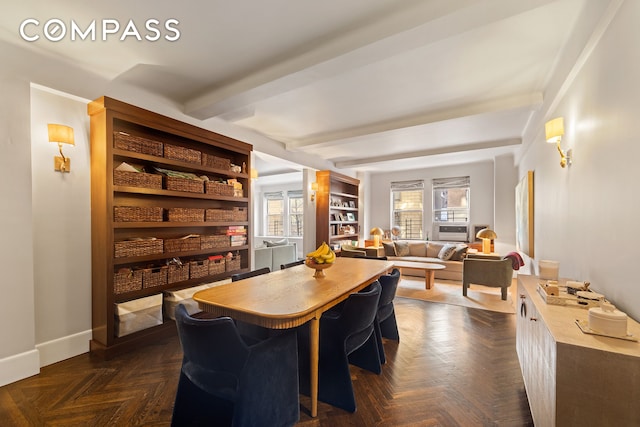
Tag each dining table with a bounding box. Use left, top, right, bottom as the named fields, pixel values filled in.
left=193, top=256, right=394, bottom=417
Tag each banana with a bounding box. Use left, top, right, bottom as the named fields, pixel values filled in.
left=307, top=242, right=329, bottom=258
left=320, top=250, right=336, bottom=264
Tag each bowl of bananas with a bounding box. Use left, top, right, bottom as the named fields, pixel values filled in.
left=305, top=242, right=336, bottom=278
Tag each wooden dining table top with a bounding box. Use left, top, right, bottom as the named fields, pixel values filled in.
left=193, top=257, right=394, bottom=329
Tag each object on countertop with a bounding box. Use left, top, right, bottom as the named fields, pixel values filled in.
left=588, top=303, right=628, bottom=337
left=567, top=280, right=590, bottom=295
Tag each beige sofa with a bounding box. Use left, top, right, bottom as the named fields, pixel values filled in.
left=382, top=240, right=468, bottom=281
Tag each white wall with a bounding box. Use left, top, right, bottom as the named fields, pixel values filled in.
left=517, top=0, right=640, bottom=320
left=368, top=160, right=501, bottom=243
left=0, top=77, right=39, bottom=386
left=30, top=87, right=93, bottom=365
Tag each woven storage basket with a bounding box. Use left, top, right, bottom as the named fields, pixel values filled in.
left=232, top=207, right=248, bottom=221
left=164, top=235, right=201, bottom=253
left=114, top=269, right=143, bottom=294
left=168, top=264, right=190, bottom=284
left=201, top=153, right=231, bottom=170
left=142, top=266, right=168, bottom=289
left=114, top=238, right=163, bottom=258
left=205, top=181, right=235, bottom=197
left=114, top=170, right=162, bottom=190
left=201, top=235, right=229, bottom=249
left=165, top=176, right=204, bottom=193
left=209, top=259, right=226, bottom=275
left=225, top=255, right=242, bottom=272
left=205, top=208, right=234, bottom=222
left=189, top=259, right=210, bottom=279
left=114, top=206, right=163, bottom=223
left=166, top=208, right=204, bottom=222
left=164, top=144, right=201, bottom=164
left=113, top=132, right=163, bottom=157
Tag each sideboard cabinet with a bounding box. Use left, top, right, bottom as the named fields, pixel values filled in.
left=517, top=275, right=640, bottom=426
left=88, top=96, right=252, bottom=358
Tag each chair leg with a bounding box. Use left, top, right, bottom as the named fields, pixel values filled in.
left=462, top=281, right=469, bottom=296
left=171, top=372, right=234, bottom=427
left=348, top=332, right=382, bottom=375
left=379, top=310, right=399, bottom=342
left=501, top=286, right=508, bottom=300
left=374, top=321, right=386, bottom=364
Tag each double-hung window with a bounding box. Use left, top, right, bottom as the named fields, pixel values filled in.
left=265, top=191, right=284, bottom=236
left=391, top=180, right=424, bottom=239
left=432, top=176, right=470, bottom=224
left=264, top=190, right=304, bottom=237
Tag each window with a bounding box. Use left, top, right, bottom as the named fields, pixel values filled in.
left=432, top=176, right=470, bottom=224
left=288, top=190, right=304, bottom=237
left=265, top=191, right=284, bottom=236
left=391, top=180, right=424, bottom=239
left=263, top=190, right=304, bottom=237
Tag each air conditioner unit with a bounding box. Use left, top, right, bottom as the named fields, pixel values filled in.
left=437, top=224, right=468, bottom=242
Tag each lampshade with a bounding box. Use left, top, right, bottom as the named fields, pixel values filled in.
left=48, top=124, right=75, bottom=146
left=250, top=168, right=258, bottom=179
left=370, top=227, right=384, bottom=236
left=311, top=182, right=319, bottom=191
left=545, top=117, right=564, bottom=144
left=476, top=228, right=497, bottom=240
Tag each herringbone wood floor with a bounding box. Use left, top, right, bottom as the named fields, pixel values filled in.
left=0, top=298, right=533, bottom=426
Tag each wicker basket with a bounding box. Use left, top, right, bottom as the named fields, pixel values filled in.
left=142, top=266, right=168, bottom=289
left=114, top=238, right=163, bottom=258
left=113, top=132, right=163, bottom=157
left=209, top=258, right=226, bottom=275
left=165, top=176, right=204, bottom=193
left=166, top=208, right=204, bottom=222
left=168, top=263, right=190, bottom=284
left=205, top=181, right=235, bottom=197
left=201, top=153, right=231, bottom=170
left=189, top=259, right=210, bottom=279
left=114, top=206, right=163, bottom=223
left=205, top=208, right=233, bottom=222
left=201, top=235, right=229, bottom=249
left=225, top=254, right=242, bottom=272
left=114, top=170, right=162, bottom=190
left=164, top=235, right=201, bottom=253
left=114, top=268, right=143, bottom=294
left=164, top=144, right=201, bottom=164
left=232, top=207, right=248, bottom=221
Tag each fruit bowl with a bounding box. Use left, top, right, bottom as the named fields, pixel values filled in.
left=305, top=258, right=333, bottom=278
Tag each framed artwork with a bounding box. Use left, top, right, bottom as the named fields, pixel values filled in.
left=516, top=170, right=534, bottom=257
left=348, top=201, right=356, bottom=208
left=346, top=212, right=355, bottom=221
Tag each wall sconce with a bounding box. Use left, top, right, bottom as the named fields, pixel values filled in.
left=250, top=168, right=258, bottom=180
left=476, top=228, right=497, bottom=254
left=48, top=124, right=75, bottom=172
left=370, top=227, right=384, bottom=248
left=545, top=117, right=572, bottom=168
left=310, top=182, right=318, bottom=202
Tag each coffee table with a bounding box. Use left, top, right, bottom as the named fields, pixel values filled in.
left=392, top=260, right=445, bottom=289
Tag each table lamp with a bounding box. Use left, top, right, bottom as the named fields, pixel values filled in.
left=370, top=227, right=384, bottom=248
left=476, top=228, right=496, bottom=254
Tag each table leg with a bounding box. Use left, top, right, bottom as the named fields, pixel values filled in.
left=425, top=270, right=435, bottom=289
left=309, top=317, right=319, bottom=417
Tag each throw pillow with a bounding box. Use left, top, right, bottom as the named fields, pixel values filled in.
left=438, top=243, right=458, bottom=260
left=426, top=242, right=444, bottom=258
left=408, top=242, right=427, bottom=257
left=264, top=238, right=288, bottom=247
left=450, top=244, right=468, bottom=261
left=394, top=241, right=410, bottom=257
left=382, top=241, right=397, bottom=256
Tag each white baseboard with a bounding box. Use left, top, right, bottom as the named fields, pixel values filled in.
left=0, top=349, right=40, bottom=387
left=36, top=329, right=91, bottom=368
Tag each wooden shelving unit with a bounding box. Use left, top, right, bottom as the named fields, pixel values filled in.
left=315, top=170, right=360, bottom=248
left=88, top=96, right=252, bottom=358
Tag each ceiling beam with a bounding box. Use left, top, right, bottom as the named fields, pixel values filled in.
left=334, top=137, right=521, bottom=168
left=184, top=0, right=555, bottom=120
left=285, top=92, right=542, bottom=150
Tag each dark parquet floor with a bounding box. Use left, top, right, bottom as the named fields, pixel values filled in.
left=0, top=297, right=533, bottom=426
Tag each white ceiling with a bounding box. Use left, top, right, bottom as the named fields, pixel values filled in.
left=1, top=0, right=606, bottom=175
